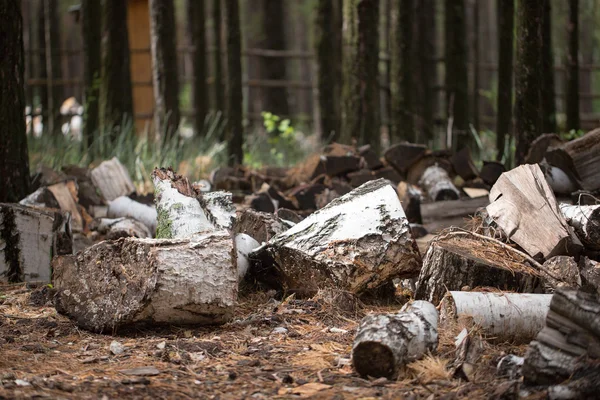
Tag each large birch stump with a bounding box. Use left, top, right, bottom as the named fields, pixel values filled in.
left=53, top=232, right=237, bottom=332
left=352, top=301, right=438, bottom=379
left=560, top=204, right=600, bottom=250
left=486, top=164, right=582, bottom=259
left=419, top=165, right=460, bottom=201
left=248, top=179, right=421, bottom=297
left=415, top=235, right=542, bottom=305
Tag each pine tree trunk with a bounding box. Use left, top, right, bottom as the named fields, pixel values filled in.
left=150, top=0, right=180, bottom=139
left=186, top=0, right=207, bottom=137
left=472, top=0, right=480, bottom=134
left=445, top=0, right=469, bottom=150
left=514, top=1, right=543, bottom=165
left=224, top=0, right=243, bottom=165
left=43, top=0, right=63, bottom=136
left=496, top=0, right=514, bottom=162
left=261, top=0, right=288, bottom=117
left=213, top=0, right=224, bottom=116
left=566, top=0, right=580, bottom=132
left=541, top=0, right=556, bottom=134
left=0, top=0, right=30, bottom=203
left=417, top=0, right=436, bottom=144
left=316, top=0, right=341, bottom=143
left=99, top=0, right=134, bottom=140
left=81, top=0, right=101, bottom=148
left=34, top=0, right=48, bottom=126
left=392, top=0, right=414, bottom=143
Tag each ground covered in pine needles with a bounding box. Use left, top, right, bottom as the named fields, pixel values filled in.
left=0, top=284, right=526, bottom=399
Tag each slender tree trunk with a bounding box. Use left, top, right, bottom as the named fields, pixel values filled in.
left=81, top=0, right=102, bottom=147
left=392, top=0, right=414, bottom=143
left=566, top=0, right=580, bottom=132
left=149, top=0, right=180, bottom=139
left=0, top=0, right=30, bottom=202
left=186, top=0, right=208, bottom=137
left=514, top=1, right=543, bottom=165
left=224, top=0, right=243, bottom=165
left=99, top=0, right=134, bottom=139
left=316, top=0, right=341, bottom=142
left=418, top=0, right=436, bottom=144
left=43, top=0, right=63, bottom=136
left=496, top=0, right=514, bottom=162
left=35, top=0, right=48, bottom=124
left=213, top=0, right=224, bottom=116
left=261, top=0, right=289, bottom=117
left=541, top=0, right=556, bottom=134
left=472, top=0, right=480, bottom=133
left=445, top=0, right=469, bottom=150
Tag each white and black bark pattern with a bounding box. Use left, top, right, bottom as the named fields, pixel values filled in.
left=248, top=179, right=421, bottom=297
left=560, top=204, right=600, bottom=250
left=419, top=165, right=460, bottom=201
left=352, top=301, right=438, bottom=379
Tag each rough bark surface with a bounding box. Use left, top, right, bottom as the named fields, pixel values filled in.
left=560, top=204, right=600, bottom=250
left=260, top=0, right=288, bottom=117
left=0, top=0, right=30, bottom=203
left=232, top=209, right=290, bottom=244
left=352, top=301, right=438, bottom=379
left=566, top=0, right=580, bottom=132
left=53, top=233, right=237, bottom=333
left=249, top=179, right=421, bottom=297
left=81, top=0, right=102, bottom=146
left=186, top=0, right=207, bottom=136
left=213, top=0, right=224, bottom=115
left=391, top=0, right=414, bottom=143
left=541, top=0, right=556, bottom=134
left=224, top=0, right=243, bottom=165
left=496, top=0, right=514, bottom=161
left=43, top=0, right=63, bottom=136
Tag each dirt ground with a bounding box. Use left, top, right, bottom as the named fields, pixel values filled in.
left=0, top=284, right=526, bottom=400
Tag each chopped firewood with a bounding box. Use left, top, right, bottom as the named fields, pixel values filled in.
left=451, top=147, right=479, bottom=181
left=406, top=155, right=453, bottom=185
left=248, top=179, right=421, bottom=297
left=19, top=186, right=61, bottom=209
left=373, top=166, right=403, bottom=184
left=232, top=208, right=292, bottom=244
left=62, top=165, right=105, bottom=207
left=409, top=224, right=428, bottom=239
left=95, top=218, right=152, bottom=239
left=522, top=289, right=600, bottom=389
left=580, top=257, right=600, bottom=295
left=545, top=128, right=600, bottom=192
left=486, top=164, right=582, bottom=259
left=247, top=192, right=276, bottom=213
left=90, top=157, right=135, bottom=201
left=1, top=203, right=72, bottom=283
left=539, top=160, right=578, bottom=195
left=525, top=133, right=563, bottom=164
left=415, top=233, right=542, bottom=305
left=384, top=143, right=427, bottom=173
left=420, top=196, right=489, bottom=233
left=53, top=232, right=237, bottom=332
left=450, top=328, right=483, bottom=381
left=560, top=204, right=600, bottom=250
left=397, top=181, right=423, bottom=224
left=108, top=196, right=157, bottom=236
left=419, top=165, right=460, bottom=201
left=479, top=161, right=506, bottom=186
left=153, top=168, right=235, bottom=238
left=315, top=188, right=340, bottom=209
left=235, top=233, right=260, bottom=279
left=47, top=180, right=84, bottom=232
left=210, top=166, right=252, bottom=192
left=462, top=187, right=489, bottom=198
left=542, top=256, right=581, bottom=292
left=287, top=183, right=327, bottom=211
left=347, top=169, right=374, bottom=188
left=275, top=208, right=302, bottom=223
left=358, top=144, right=383, bottom=170
left=352, top=301, right=438, bottom=379
left=440, top=292, right=553, bottom=342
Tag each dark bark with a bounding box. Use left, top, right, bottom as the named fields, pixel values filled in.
left=261, top=0, right=288, bottom=117
left=43, top=0, right=63, bottom=136
left=417, top=0, right=436, bottom=143
left=496, top=0, right=514, bottom=161
left=472, top=0, right=480, bottom=133
left=150, top=0, right=180, bottom=139
left=392, top=0, right=414, bottom=143
left=316, top=0, right=341, bottom=142
left=541, top=0, right=556, bottom=134
left=213, top=0, right=224, bottom=115
left=99, top=0, right=134, bottom=139
left=81, top=0, right=102, bottom=147
left=34, top=1, right=48, bottom=120
left=566, top=0, right=580, bottom=132
left=0, top=0, right=30, bottom=202
left=514, top=1, right=543, bottom=165
left=445, top=0, right=469, bottom=150
left=224, top=0, right=243, bottom=165
left=186, top=0, right=208, bottom=137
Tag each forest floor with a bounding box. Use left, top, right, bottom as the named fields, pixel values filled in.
left=0, top=285, right=525, bottom=399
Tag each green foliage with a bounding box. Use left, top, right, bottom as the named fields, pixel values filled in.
left=561, top=129, right=586, bottom=141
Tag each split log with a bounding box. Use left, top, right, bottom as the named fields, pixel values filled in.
left=560, top=204, right=600, bottom=250
left=486, top=164, right=582, bottom=259
left=440, top=292, right=552, bottom=342
left=420, top=196, right=489, bottom=233
left=249, top=179, right=421, bottom=297
left=540, top=161, right=578, bottom=195
left=397, top=182, right=422, bottom=224
left=415, top=235, right=542, bottom=305
left=419, top=165, right=460, bottom=201
left=153, top=168, right=235, bottom=238
left=462, top=187, right=489, bottom=199
left=275, top=208, right=302, bottom=224
left=53, top=232, right=237, bottom=332
left=108, top=196, right=157, bottom=236
left=406, top=155, right=453, bottom=185
left=451, top=147, right=479, bottom=181
left=352, top=301, right=438, bottom=379
left=235, top=233, right=260, bottom=279
left=479, top=161, right=506, bottom=186
left=1, top=204, right=72, bottom=283
left=542, top=256, right=581, bottom=292
left=451, top=328, right=483, bottom=381
left=545, top=128, right=600, bottom=192
left=525, top=133, right=563, bottom=164
left=522, top=289, right=600, bottom=387
left=247, top=192, right=276, bottom=213
left=90, top=157, right=135, bottom=201
left=384, top=143, right=427, bottom=173
left=347, top=169, right=375, bottom=188
left=373, top=166, right=403, bottom=184
left=95, top=218, right=152, bottom=239
left=580, top=257, right=600, bottom=295
left=47, top=181, right=84, bottom=232
left=286, top=183, right=327, bottom=211
left=62, top=165, right=105, bottom=207
left=358, top=144, right=383, bottom=170
left=232, top=208, right=291, bottom=244
left=19, top=187, right=61, bottom=209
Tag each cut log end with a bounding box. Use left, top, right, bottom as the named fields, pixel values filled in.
left=352, top=341, right=396, bottom=378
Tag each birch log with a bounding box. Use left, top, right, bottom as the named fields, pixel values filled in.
left=249, top=179, right=421, bottom=297
left=352, top=301, right=438, bottom=379
left=108, top=196, right=158, bottom=235
left=53, top=232, right=237, bottom=332
left=419, top=165, right=460, bottom=201
left=560, top=204, right=600, bottom=250
left=95, top=217, right=152, bottom=239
